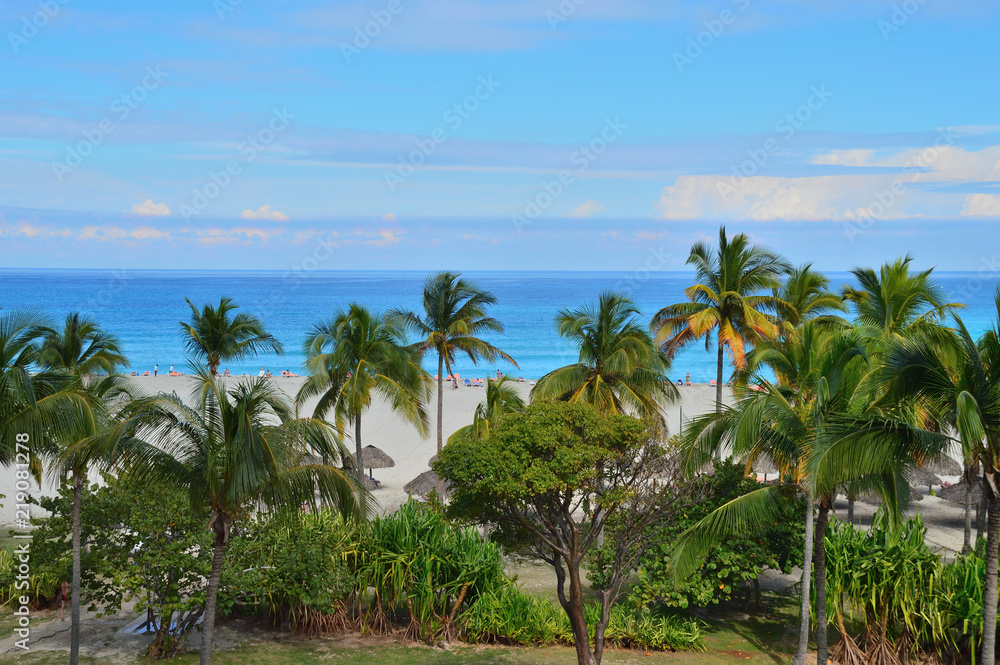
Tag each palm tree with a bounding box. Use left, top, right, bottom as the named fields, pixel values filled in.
left=773, top=264, right=848, bottom=331
left=0, top=309, right=85, bottom=462
left=651, top=227, right=790, bottom=411
left=75, top=370, right=365, bottom=665
left=881, top=302, right=1000, bottom=663
left=532, top=292, right=676, bottom=420
left=35, top=313, right=130, bottom=665
left=297, top=303, right=430, bottom=484
left=673, top=323, right=941, bottom=665
left=391, top=272, right=516, bottom=460
left=180, top=297, right=283, bottom=375
left=842, top=255, right=957, bottom=341
left=448, top=374, right=525, bottom=443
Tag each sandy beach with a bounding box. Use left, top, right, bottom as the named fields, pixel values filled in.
left=5, top=374, right=971, bottom=555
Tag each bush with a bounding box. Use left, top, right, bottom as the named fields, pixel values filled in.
left=625, top=459, right=804, bottom=609
left=825, top=511, right=988, bottom=664
left=223, top=508, right=358, bottom=636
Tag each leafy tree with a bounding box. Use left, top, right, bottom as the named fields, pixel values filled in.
left=298, top=303, right=430, bottom=483
left=437, top=401, right=677, bottom=665
left=391, top=272, right=516, bottom=490
left=651, top=226, right=790, bottom=411
left=73, top=371, right=366, bottom=665
left=30, top=476, right=212, bottom=658
left=35, top=313, right=129, bottom=665
left=531, top=292, right=676, bottom=420
left=180, top=297, right=283, bottom=375
left=448, top=374, right=525, bottom=443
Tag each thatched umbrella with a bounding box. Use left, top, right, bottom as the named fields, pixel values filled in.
left=404, top=470, right=451, bottom=500
left=906, top=467, right=943, bottom=493
left=858, top=488, right=924, bottom=505
left=938, top=480, right=981, bottom=505
left=353, top=445, right=394, bottom=481
left=922, top=455, right=962, bottom=476
left=747, top=454, right=778, bottom=479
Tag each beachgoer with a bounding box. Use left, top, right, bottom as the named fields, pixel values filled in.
left=224, top=368, right=230, bottom=376
left=258, top=366, right=265, bottom=377
left=60, top=581, right=70, bottom=621
left=154, top=364, right=158, bottom=377
left=685, top=372, right=691, bottom=386
left=496, top=369, right=501, bottom=379
left=169, top=364, right=174, bottom=374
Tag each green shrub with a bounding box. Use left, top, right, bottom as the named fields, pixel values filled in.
left=625, top=459, right=804, bottom=609
left=223, top=508, right=358, bottom=636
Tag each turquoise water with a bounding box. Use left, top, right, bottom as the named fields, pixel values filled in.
left=1, top=269, right=996, bottom=380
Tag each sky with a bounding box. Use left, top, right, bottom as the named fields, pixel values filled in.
left=1, top=0, right=998, bottom=271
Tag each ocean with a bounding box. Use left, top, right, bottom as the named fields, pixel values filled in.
left=1, top=269, right=996, bottom=381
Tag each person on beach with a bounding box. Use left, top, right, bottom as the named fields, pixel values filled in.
left=258, top=366, right=265, bottom=377
left=685, top=372, right=691, bottom=386
left=224, top=368, right=230, bottom=376
left=169, top=364, right=174, bottom=374
left=154, top=364, right=158, bottom=377
left=60, top=581, right=70, bottom=621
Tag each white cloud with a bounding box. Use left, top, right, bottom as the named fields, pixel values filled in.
left=811, top=149, right=876, bottom=167
left=240, top=205, right=289, bottom=221
left=130, top=226, right=171, bottom=241
left=15, top=222, right=43, bottom=238
left=962, top=194, right=1000, bottom=217
left=79, top=225, right=128, bottom=241
left=382, top=213, right=397, bottom=222
left=368, top=229, right=401, bottom=246
left=568, top=200, right=605, bottom=218
left=127, top=199, right=172, bottom=217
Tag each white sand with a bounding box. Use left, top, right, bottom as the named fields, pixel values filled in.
left=2, top=374, right=971, bottom=556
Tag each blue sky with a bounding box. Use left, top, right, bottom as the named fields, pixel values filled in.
left=1, top=0, right=999, bottom=270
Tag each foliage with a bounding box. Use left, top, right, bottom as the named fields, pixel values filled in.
left=179, top=296, right=283, bottom=375
left=438, top=401, right=679, bottom=665
left=625, top=459, right=804, bottom=610
left=530, top=292, right=676, bottom=420
left=355, top=500, right=507, bottom=643
left=0, top=547, right=60, bottom=610
left=825, top=513, right=989, bottom=664
left=223, top=509, right=358, bottom=636
left=24, top=476, right=211, bottom=658
left=463, top=584, right=704, bottom=652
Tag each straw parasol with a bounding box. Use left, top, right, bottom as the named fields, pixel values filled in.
left=921, top=455, right=962, bottom=476
left=748, top=454, right=778, bottom=478
left=938, top=480, right=981, bottom=505
left=353, top=445, right=395, bottom=481
left=404, top=470, right=451, bottom=500
left=858, top=488, right=924, bottom=505
left=906, top=467, right=942, bottom=492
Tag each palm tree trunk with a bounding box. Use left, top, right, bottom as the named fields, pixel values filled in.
left=354, top=413, right=364, bottom=484
left=978, top=479, right=989, bottom=542
left=981, top=487, right=1000, bottom=664
left=70, top=470, right=82, bottom=665
left=814, top=498, right=830, bottom=665
left=847, top=494, right=855, bottom=523
left=436, top=354, right=445, bottom=497
left=715, top=338, right=724, bottom=413
left=200, top=519, right=228, bottom=665
left=436, top=354, right=444, bottom=453
left=964, top=464, right=973, bottom=553
left=793, top=492, right=814, bottom=665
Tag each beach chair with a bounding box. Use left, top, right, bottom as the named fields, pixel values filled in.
left=464, top=379, right=472, bottom=387
left=143, top=371, right=151, bottom=376
left=709, top=379, right=717, bottom=386
left=130, top=371, right=137, bottom=376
